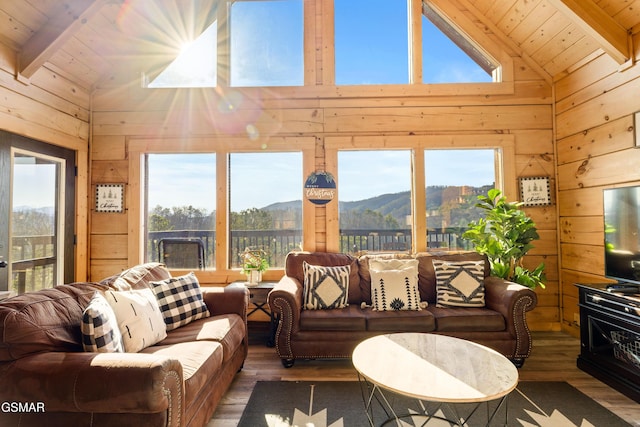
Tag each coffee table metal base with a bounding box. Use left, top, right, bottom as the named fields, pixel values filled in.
left=358, top=373, right=510, bottom=427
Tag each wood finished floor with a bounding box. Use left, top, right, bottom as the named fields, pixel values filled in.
left=207, top=329, right=640, bottom=426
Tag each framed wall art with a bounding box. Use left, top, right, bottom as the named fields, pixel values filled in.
left=519, top=176, right=552, bottom=206
left=95, top=184, right=124, bottom=213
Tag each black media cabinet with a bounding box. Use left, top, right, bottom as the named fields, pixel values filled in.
left=576, top=283, right=640, bottom=403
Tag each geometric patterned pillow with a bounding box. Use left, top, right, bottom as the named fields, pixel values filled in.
left=149, top=272, right=210, bottom=331
left=433, top=259, right=485, bottom=308
left=81, top=291, right=124, bottom=353
left=104, top=288, right=167, bottom=352
left=369, top=258, right=421, bottom=311
left=302, top=261, right=350, bottom=310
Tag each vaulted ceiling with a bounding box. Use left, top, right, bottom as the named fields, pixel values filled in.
left=1, top=0, right=638, bottom=90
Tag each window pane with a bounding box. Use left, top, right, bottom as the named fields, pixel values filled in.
left=338, top=151, right=412, bottom=254
left=12, top=152, right=61, bottom=293
left=229, top=152, right=303, bottom=268
left=424, top=149, right=497, bottom=250
left=422, top=9, right=494, bottom=83
left=148, top=22, right=218, bottom=88
left=335, top=0, right=409, bottom=85
left=146, top=154, right=216, bottom=269
left=231, top=0, right=304, bottom=87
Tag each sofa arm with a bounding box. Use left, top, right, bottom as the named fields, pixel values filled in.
left=202, top=285, right=249, bottom=321
left=484, top=276, right=537, bottom=359
left=0, top=351, right=182, bottom=422
left=268, top=276, right=303, bottom=358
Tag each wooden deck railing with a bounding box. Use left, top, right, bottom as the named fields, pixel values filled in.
left=148, top=227, right=470, bottom=268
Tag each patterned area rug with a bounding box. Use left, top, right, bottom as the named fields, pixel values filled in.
left=238, top=381, right=631, bottom=427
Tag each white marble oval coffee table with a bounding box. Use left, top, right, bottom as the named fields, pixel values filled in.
left=352, top=333, right=519, bottom=426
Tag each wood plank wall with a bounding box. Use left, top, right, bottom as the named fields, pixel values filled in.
left=556, top=35, right=640, bottom=338
left=0, top=44, right=91, bottom=281
left=90, top=54, right=559, bottom=330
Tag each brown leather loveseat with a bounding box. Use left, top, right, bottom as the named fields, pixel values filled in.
left=0, top=263, right=248, bottom=427
left=268, top=251, right=537, bottom=368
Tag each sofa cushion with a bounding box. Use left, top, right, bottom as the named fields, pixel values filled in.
left=369, top=258, right=421, bottom=311
left=101, top=262, right=171, bottom=291
left=299, top=305, right=366, bottom=331
left=415, top=252, right=489, bottom=303
left=0, top=282, right=108, bottom=361
left=428, top=306, right=505, bottom=331
left=81, top=291, right=124, bottom=353
left=160, top=313, right=246, bottom=363
left=365, top=308, right=436, bottom=332
left=142, top=340, right=224, bottom=407
left=285, top=251, right=362, bottom=304
left=104, top=289, right=167, bottom=352
left=433, top=259, right=485, bottom=308
left=150, top=272, right=210, bottom=331
left=302, top=262, right=350, bottom=309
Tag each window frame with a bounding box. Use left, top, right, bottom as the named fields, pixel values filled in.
left=128, top=136, right=316, bottom=281
left=324, top=134, right=516, bottom=253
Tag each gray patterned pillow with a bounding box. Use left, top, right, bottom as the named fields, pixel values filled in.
left=150, top=272, right=210, bottom=331
left=302, top=261, right=350, bottom=309
left=81, top=291, right=124, bottom=353
left=433, top=259, right=485, bottom=308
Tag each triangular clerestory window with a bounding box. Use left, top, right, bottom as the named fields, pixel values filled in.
left=422, top=2, right=496, bottom=83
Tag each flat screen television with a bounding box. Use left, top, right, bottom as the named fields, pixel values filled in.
left=604, top=185, right=640, bottom=285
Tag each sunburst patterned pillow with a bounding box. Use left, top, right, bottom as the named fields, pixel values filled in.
left=433, top=259, right=485, bottom=308
left=302, top=262, right=350, bottom=309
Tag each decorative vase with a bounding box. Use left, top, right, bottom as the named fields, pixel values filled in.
left=247, top=269, right=262, bottom=286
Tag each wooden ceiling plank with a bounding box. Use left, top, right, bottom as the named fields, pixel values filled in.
left=546, top=0, right=629, bottom=64
left=18, top=0, right=107, bottom=80
left=456, top=0, right=553, bottom=83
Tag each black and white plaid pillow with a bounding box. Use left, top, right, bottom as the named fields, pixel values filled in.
left=81, top=291, right=124, bottom=353
left=150, top=272, right=210, bottom=331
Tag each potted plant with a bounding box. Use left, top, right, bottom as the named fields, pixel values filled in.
left=462, top=188, right=546, bottom=289
left=241, top=248, right=269, bottom=285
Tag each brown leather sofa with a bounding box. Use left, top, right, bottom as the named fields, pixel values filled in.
left=0, top=263, right=248, bottom=427
left=268, top=251, right=537, bottom=368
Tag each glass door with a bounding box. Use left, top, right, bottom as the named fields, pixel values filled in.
left=0, top=131, right=75, bottom=294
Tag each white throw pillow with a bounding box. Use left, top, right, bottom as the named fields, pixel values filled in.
left=104, top=288, right=167, bottom=352
left=369, top=258, right=421, bottom=311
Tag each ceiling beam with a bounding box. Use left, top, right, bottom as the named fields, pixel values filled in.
left=17, top=0, right=107, bottom=81
left=546, top=0, right=629, bottom=64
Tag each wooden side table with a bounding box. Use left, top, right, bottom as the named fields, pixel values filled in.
left=227, top=281, right=278, bottom=346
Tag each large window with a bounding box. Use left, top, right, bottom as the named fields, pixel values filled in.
left=145, top=154, right=216, bottom=269
left=338, top=150, right=412, bottom=253
left=230, top=0, right=303, bottom=87
left=424, top=149, right=497, bottom=249
left=229, top=152, right=303, bottom=268
left=335, top=0, right=409, bottom=85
